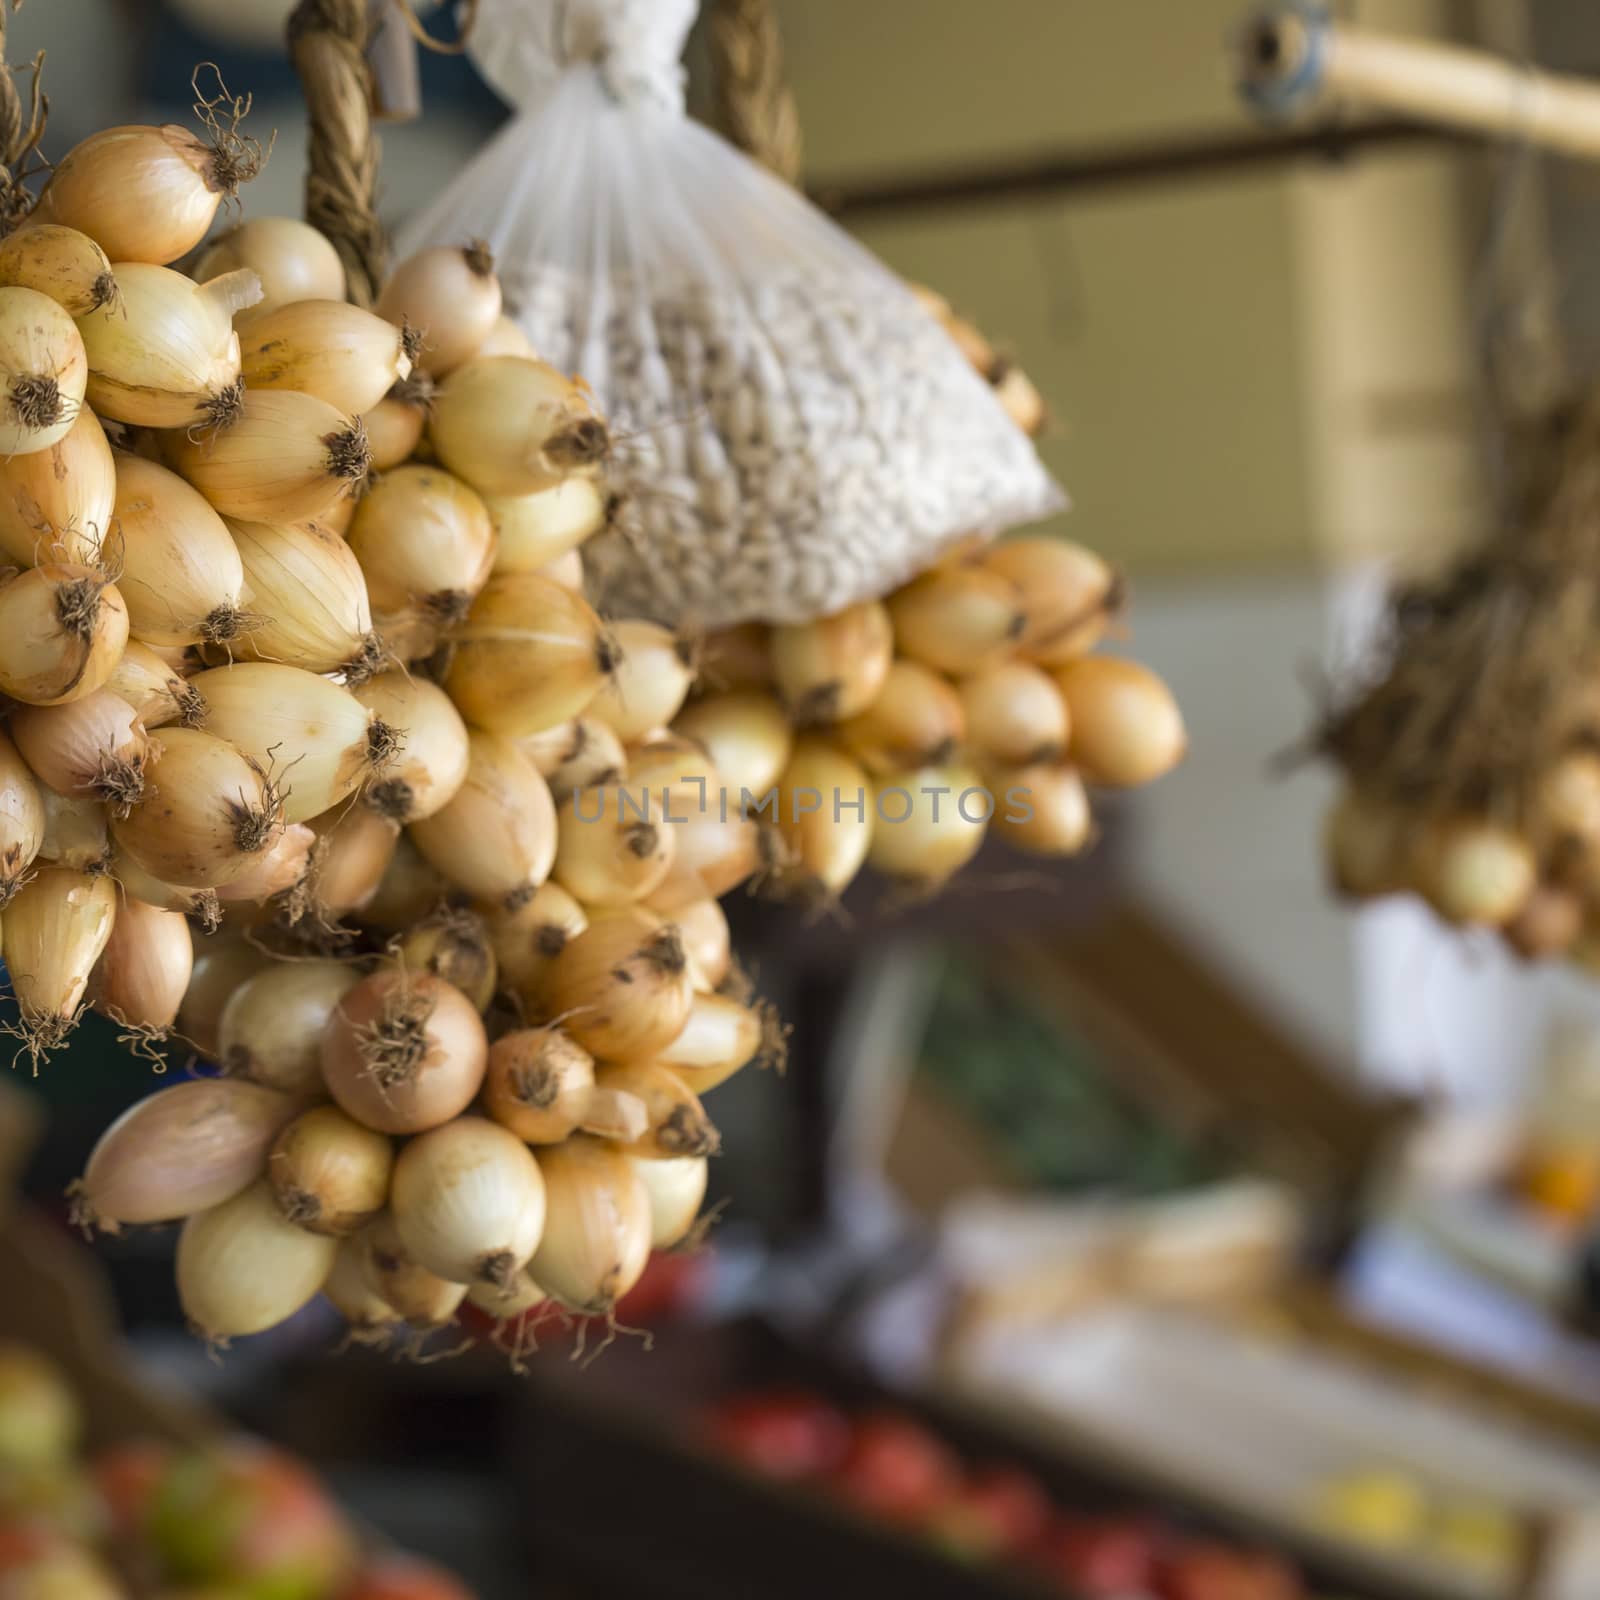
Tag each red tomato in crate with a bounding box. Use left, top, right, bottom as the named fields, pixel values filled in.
left=706, top=1391, right=853, bottom=1482
left=929, top=1464, right=1054, bottom=1561
left=830, top=1412, right=961, bottom=1526
left=1045, top=1516, right=1165, bottom=1596
left=338, top=1553, right=475, bottom=1600
left=1155, top=1543, right=1304, bottom=1600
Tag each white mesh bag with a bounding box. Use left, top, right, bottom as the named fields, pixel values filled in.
left=397, top=0, right=1064, bottom=627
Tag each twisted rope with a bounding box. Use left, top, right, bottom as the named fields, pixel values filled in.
left=708, top=0, right=802, bottom=184
left=288, top=0, right=388, bottom=306
left=0, top=1, right=45, bottom=236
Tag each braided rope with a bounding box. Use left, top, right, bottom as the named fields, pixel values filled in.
left=0, top=1, right=45, bottom=235
left=707, top=0, right=802, bottom=184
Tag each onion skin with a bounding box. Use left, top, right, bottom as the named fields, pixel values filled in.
left=353, top=1214, right=467, bottom=1330
left=673, top=692, right=794, bottom=798
left=89, top=895, right=191, bottom=1032
left=593, top=1061, right=719, bottom=1161
left=0, top=405, right=114, bottom=570
left=74, top=1078, right=298, bottom=1230
left=983, top=537, right=1116, bottom=663
left=771, top=602, right=894, bottom=725
left=375, top=244, right=503, bottom=378
left=219, top=959, right=360, bottom=1096
left=480, top=881, right=587, bottom=1001
left=837, top=660, right=966, bottom=775
left=0, top=565, right=128, bottom=707
left=197, top=218, right=346, bottom=318
left=542, top=909, right=694, bottom=1061
left=354, top=672, right=470, bottom=825
left=6, top=866, right=118, bottom=1048
left=268, top=1105, right=393, bottom=1237
left=633, top=1155, right=708, bottom=1249
left=529, top=1137, right=652, bottom=1316
left=1055, top=656, right=1186, bottom=789
left=482, top=1025, right=596, bottom=1144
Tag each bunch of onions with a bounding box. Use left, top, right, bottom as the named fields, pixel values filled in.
left=107, top=640, right=201, bottom=729
left=212, top=820, right=316, bottom=905
left=593, top=1061, right=719, bottom=1160
left=838, top=660, right=965, bottom=774
left=294, top=807, right=399, bottom=924
left=387, top=909, right=497, bottom=1013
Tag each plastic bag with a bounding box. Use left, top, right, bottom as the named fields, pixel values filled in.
left=397, top=0, right=1064, bottom=628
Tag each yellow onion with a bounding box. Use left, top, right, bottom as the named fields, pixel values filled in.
left=672, top=896, right=730, bottom=990
left=633, top=1155, right=708, bottom=1249
left=212, top=820, right=316, bottom=905
left=889, top=567, right=1025, bottom=676
left=647, top=797, right=770, bottom=910
left=627, top=734, right=721, bottom=802
left=698, top=624, right=773, bottom=693
left=228, top=517, right=379, bottom=678
left=771, top=601, right=894, bottom=725
left=484, top=1027, right=603, bottom=1144
left=1056, top=656, right=1186, bottom=788
left=487, top=478, right=607, bottom=574
left=177, top=1179, right=337, bottom=1341
left=0, top=225, right=117, bottom=318
left=1325, top=787, right=1412, bottom=899
left=529, top=1137, right=652, bottom=1316
left=0, top=286, right=86, bottom=458
left=268, top=1105, right=393, bottom=1237
left=354, top=1213, right=466, bottom=1329
left=73, top=1077, right=294, bottom=1230
left=990, top=764, right=1093, bottom=856
left=109, top=851, right=219, bottom=920
left=361, top=392, right=429, bottom=472
left=408, top=730, right=556, bottom=902
left=38, top=793, right=109, bottom=877
left=993, top=362, right=1046, bottom=437
left=354, top=672, right=470, bottom=823
left=79, top=264, right=256, bottom=429
left=322, top=1236, right=404, bottom=1342
left=218, top=958, right=360, bottom=1095
left=837, top=660, right=965, bottom=775
left=555, top=786, right=677, bottom=907
left=292, top=805, right=399, bottom=925
left=983, top=537, right=1117, bottom=664
left=386, top=909, right=497, bottom=1013
left=1416, top=816, right=1536, bottom=927
left=166, top=389, right=370, bottom=524
left=239, top=299, right=416, bottom=416
left=36, top=122, right=265, bottom=265
left=5, top=867, right=117, bottom=1055
left=520, top=717, right=627, bottom=801
left=89, top=895, right=191, bottom=1035
left=477, top=314, right=535, bottom=359
left=594, top=1061, right=719, bottom=1161
left=11, top=690, right=150, bottom=815
left=429, top=356, right=609, bottom=497
left=358, top=832, right=449, bottom=931
left=656, top=991, right=771, bottom=1094
left=674, top=692, right=793, bottom=798
left=445, top=571, right=613, bottom=738
left=480, top=881, right=587, bottom=1000
left=769, top=738, right=873, bottom=904
left=1534, top=750, right=1600, bottom=852
left=107, top=640, right=200, bottom=729
left=392, top=1116, right=546, bottom=1290
left=543, top=908, right=694, bottom=1060
left=867, top=763, right=990, bottom=887
left=0, top=405, right=115, bottom=570
left=0, top=565, right=126, bottom=707
left=189, top=663, right=388, bottom=823
left=321, top=970, right=488, bottom=1135
left=111, top=726, right=281, bottom=887
left=176, top=930, right=262, bottom=1056
left=540, top=548, right=584, bottom=592
left=375, top=243, right=502, bottom=378
left=466, top=1272, right=548, bottom=1322
left=579, top=621, right=691, bottom=743
left=0, top=729, right=44, bottom=904
left=196, top=217, right=345, bottom=318
left=345, top=465, right=495, bottom=656
left=959, top=661, right=1070, bottom=766
left=1505, top=883, right=1585, bottom=960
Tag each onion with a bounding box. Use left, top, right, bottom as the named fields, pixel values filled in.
left=89, top=896, right=191, bottom=1036
left=583, top=621, right=693, bottom=742
left=467, top=1273, right=547, bottom=1321
left=166, top=389, right=370, bottom=524
left=529, top=1138, right=652, bottom=1316
left=345, top=465, right=495, bottom=657
left=239, top=300, right=415, bottom=416
left=429, top=356, right=609, bottom=497
left=477, top=314, right=535, bottom=360
left=322, top=1236, right=403, bottom=1342
left=35, top=121, right=266, bottom=265
left=991, top=764, right=1093, bottom=856
left=189, top=663, right=387, bottom=824
left=486, top=479, right=606, bottom=574
left=1416, top=815, right=1537, bottom=927
left=218, top=958, right=360, bottom=1094
left=483, top=1026, right=598, bottom=1144
left=79, top=265, right=254, bottom=430
left=111, top=726, right=281, bottom=888
left=646, top=799, right=770, bottom=910
left=698, top=624, right=773, bottom=693
left=480, top=881, right=587, bottom=1001
left=1534, top=750, right=1600, bottom=851
left=837, top=660, right=965, bottom=775
left=228, top=517, right=379, bottom=679
left=594, top=1061, right=719, bottom=1160
left=771, top=738, right=873, bottom=903
left=361, top=394, right=428, bottom=473
left=994, top=362, right=1046, bottom=437
left=177, top=1180, right=338, bottom=1342
left=1055, top=656, right=1186, bottom=788
left=633, top=1155, right=708, bottom=1249
left=0, top=287, right=88, bottom=457
left=387, top=909, right=496, bottom=1012
left=0, top=728, right=44, bottom=904
left=11, top=690, right=149, bottom=816
left=359, top=832, right=449, bottom=932
left=445, top=571, right=614, bottom=738
left=212, top=821, right=316, bottom=904
left=296, top=806, right=399, bottom=923
left=177, top=930, right=262, bottom=1056
left=539, top=547, right=585, bottom=592
left=543, top=909, right=694, bottom=1060
left=39, top=790, right=110, bottom=874
left=408, top=731, right=556, bottom=902
left=71, top=1077, right=296, bottom=1231
left=0, top=564, right=128, bottom=706
left=771, top=601, right=894, bottom=724
left=1324, top=787, right=1412, bottom=899
left=674, top=692, right=793, bottom=798
left=554, top=785, right=677, bottom=907
left=889, top=567, right=1025, bottom=677
left=107, top=844, right=217, bottom=916
left=107, top=640, right=200, bottom=729
left=867, top=763, right=990, bottom=887
left=268, top=1105, right=393, bottom=1237
left=354, top=1214, right=466, bottom=1330
left=656, top=991, right=771, bottom=1094
left=519, top=717, right=627, bottom=801
left=196, top=218, right=345, bottom=319
left=671, top=896, right=731, bottom=991
left=1505, top=882, right=1584, bottom=960
left=354, top=672, right=470, bottom=824
left=0, top=405, right=114, bottom=570
left=0, top=224, right=117, bottom=318
left=375, top=244, right=502, bottom=378
left=983, top=537, right=1117, bottom=664
left=958, top=661, right=1069, bottom=766
left=391, top=1116, right=545, bottom=1289
left=5, top=867, right=117, bottom=1055
left=625, top=734, right=720, bottom=798
left=321, top=970, right=488, bottom=1135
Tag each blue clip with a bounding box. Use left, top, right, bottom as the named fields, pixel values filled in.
left=1238, top=1, right=1333, bottom=120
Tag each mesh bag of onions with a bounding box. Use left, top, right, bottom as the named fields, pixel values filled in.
left=395, top=0, right=1063, bottom=629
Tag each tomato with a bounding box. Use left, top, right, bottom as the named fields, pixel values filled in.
left=337, top=1554, right=475, bottom=1600
left=1046, top=1516, right=1166, bottom=1596
left=930, top=1465, right=1054, bottom=1560
left=706, top=1391, right=852, bottom=1482
left=91, top=1439, right=174, bottom=1542
left=830, top=1413, right=960, bottom=1526
left=1155, top=1543, right=1304, bottom=1600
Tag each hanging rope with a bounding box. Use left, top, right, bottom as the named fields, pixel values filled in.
left=707, top=0, right=803, bottom=184
left=0, top=1, right=45, bottom=236
left=391, top=0, right=478, bottom=55
left=288, top=0, right=388, bottom=306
